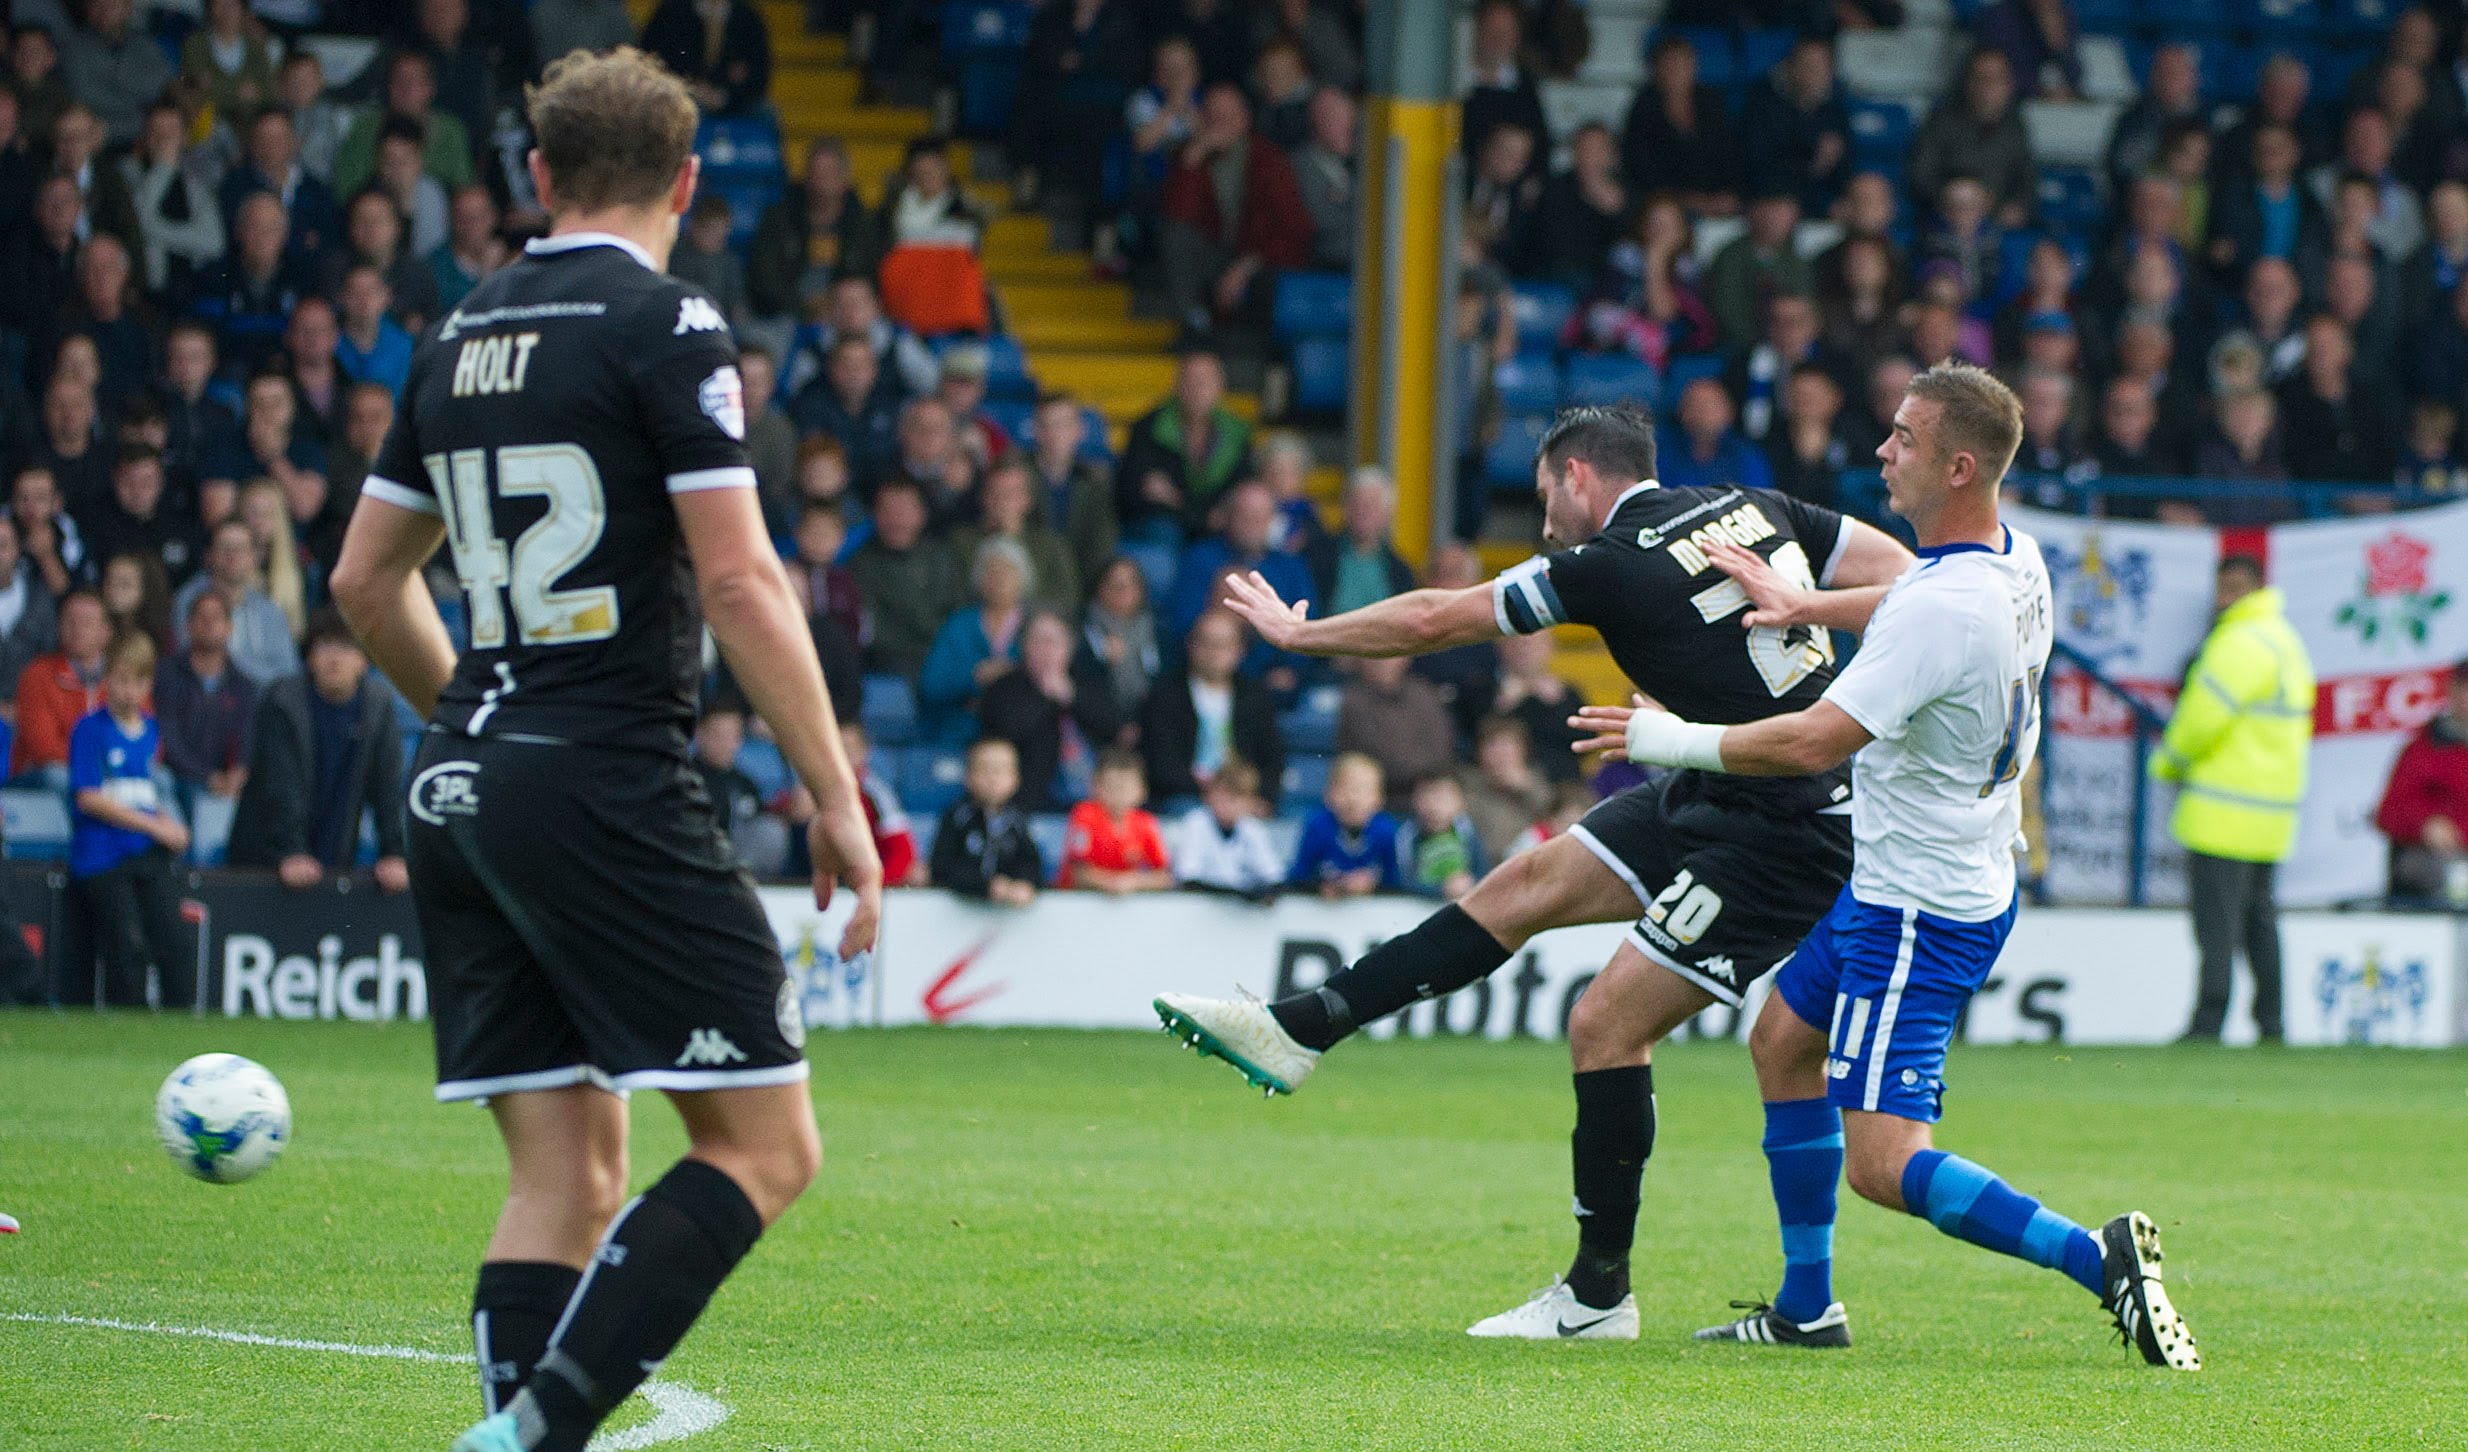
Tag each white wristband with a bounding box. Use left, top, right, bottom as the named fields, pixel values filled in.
left=1624, top=711, right=1729, bottom=772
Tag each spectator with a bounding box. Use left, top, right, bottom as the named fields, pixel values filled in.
left=879, top=134, right=984, bottom=252
left=1141, top=606, right=1282, bottom=803
left=120, top=100, right=222, bottom=301
left=1909, top=47, right=2036, bottom=226
left=419, top=183, right=499, bottom=315
left=68, top=630, right=192, bottom=1006
left=978, top=607, right=1124, bottom=812
left=274, top=52, right=349, bottom=185
left=1620, top=31, right=1739, bottom=215
left=1256, top=430, right=1328, bottom=558
left=0, top=514, right=57, bottom=701
left=2194, top=388, right=2290, bottom=491
left=182, top=0, right=277, bottom=134
left=242, top=367, right=328, bottom=495
left=2010, top=367, right=2090, bottom=490
left=691, top=697, right=789, bottom=879
left=334, top=263, right=414, bottom=398
left=1159, top=83, right=1312, bottom=336
left=1922, top=174, right=2004, bottom=309
left=2216, top=54, right=2329, bottom=191
left=2089, top=375, right=2182, bottom=480
left=840, top=719, right=922, bottom=887
left=12, top=587, right=107, bottom=782
left=0, top=88, right=34, bottom=261
left=1119, top=35, right=1203, bottom=266
left=2373, top=58, right=2443, bottom=195
left=2310, top=109, right=2424, bottom=261
left=1169, top=754, right=1281, bottom=898
left=1305, top=467, right=1414, bottom=617
left=2238, top=258, right=2314, bottom=386
left=956, top=458, right=1078, bottom=612
left=1398, top=770, right=1483, bottom=901
left=788, top=334, right=904, bottom=496
left=54, top=234, right=151, bottom=414
left=2109, top=42, right=2202, bottom=194
left=371, top=117, right=451, bottom=261
left=1765, top=361, right=1855, bottom=509
left=1168, top=478, right=1316, bottom=666
left=1290, top=750, right=1400, bottom=898
left=94, top=544, right=170, bottom=658
left=1028, top=392, right=1120, bottom=591
left=927, top=735, right=1042, bottom=906
left=2323, top=252, right=2401, bottom=397
left=1081, top=555, right=1159, bottom=720
left=1744, top=35, right=1850, bottom=214
left=529, top=0, right=635, bottom=65
left=331, top=187, right=441, bottom=337
left=1461, top=0, right=1548, bottom=171
left=933, top=346, right=1012, bottom=471
left=188, top=192, right=306, bottom=380
left=228, top=106, right=343, bottom=268
left=1659, top=377, right=1776, bottom=493
left=2157, top=557, right=2312, bottom=1042
left=917, top=536, right=1030, bottom=745
left=797, top=274, right=937, bottom=398
left=2377, top=664, right=2468, bottom=899
left=159, top=323, right=246, bottom=491
left=86, top=446, right=200, bottom=583
left=274, top=295, right=344, bottom=448
left=1337, top=652, right=1457, bottom=804
left=1460, top=714, right=1553, bottom=865
left=641, top=0, right=772, bottom=116
left=668, top=194, right=747, bottom=329
left=9, top=24, right=68, bottom=146
left=2404, top=180, right=2468, bottom=324
left=2206, top=123, right=2321, bottom=289
left=12, top=466, right=86, bottom=597
left=1116, top=348, right=1254, bottom=545
left=748, top=139, right=880, bottom=334
left=404, top=0, right=506, bottom=150
left=2156, top=119, right=2216, bottom=252
left=1705, top=188, right=1811, bottom=351
left=27, top=373, right=110, bottom=512
left=790, top=434, right=855, bottom=526
left=1291, top=86, right=1357, bottom=272
left=2279, top=316, right=2393, bottom=483
left=1466, top=122, right=1544, bottom=277
left=47, top=102, right=139, bottom=251
left=1573, top=194, right=1717, bottom=370
left=889, top=396, right=977, bottom=529
left=1251, top=36, right=1315, bottom=154
left=1976, top=0, right=2081, bottom=100
left=1010, top=0, right=1138, bottom=218
left=1057, top=748, right=1170, bottom=893
left=60, top=0, right=170, bottom=146
left=1507, top=779, right=1597, bottom=860
left=1406, top=542, right=1497, bottom=746
left=225, top=611, right=406, bottom=891
left=724, top=345, right=796, bottom=538
left=788, top=499, right=864, bottom=641
left=331, top=49, right=473, bottom=198
left=172, top=519, right=300, bottom=687
left=154, top=586, right=255, bottom=813
left=2395, top=399, right=2461, bottom=493
left=1728, top=292, right=1842, bottom=444
left=846, top=476, right=960, bottom=678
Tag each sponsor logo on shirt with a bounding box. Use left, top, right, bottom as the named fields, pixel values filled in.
left=698, top=365, right=747, bottom=440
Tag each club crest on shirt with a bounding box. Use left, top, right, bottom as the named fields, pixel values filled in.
left=699, top=365, right=747, bottom=440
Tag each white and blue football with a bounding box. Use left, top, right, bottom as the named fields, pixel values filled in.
left=155, top=1054, right=291, bottom=1184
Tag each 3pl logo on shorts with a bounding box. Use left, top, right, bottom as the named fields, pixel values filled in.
left=409, top=760, right=482, bottom=826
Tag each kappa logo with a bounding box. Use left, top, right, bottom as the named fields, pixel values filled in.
left=674, top=297, right=727, bottom=335
left=675, top=1028, right=748, bottom=1068
left=1696, top=953, right=1737, bottom=984
left=408, top=760, right=482, bottom=825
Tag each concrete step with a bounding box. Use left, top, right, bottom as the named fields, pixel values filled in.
left=770, top=66, right=861, bottom=108
left=984, top=250, right=1097, bottom=284
left=776, top=102, right=934, bottom=143
left=999, top=280, right=1137, bottom=319
left=1010, top=314, right=1177, bottom=351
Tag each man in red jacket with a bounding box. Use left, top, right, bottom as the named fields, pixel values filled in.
left=11, top=590, right=110, bottom=786
left=1160, top=84, right=1314, bottom=337
left=2376, top=663, right=2468, bottom=899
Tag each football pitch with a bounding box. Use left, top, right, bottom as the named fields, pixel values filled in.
left=1, top=1013, right=2459, bottom=1449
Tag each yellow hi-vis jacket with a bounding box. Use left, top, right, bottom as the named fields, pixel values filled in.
left=2151, top=587, right=2316, bottom=863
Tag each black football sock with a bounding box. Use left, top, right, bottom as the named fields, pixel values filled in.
left=1565, top=1065, right=1656, bottom=1310
left=511, top=1159, right=765, bottom=1452
left=471, top=1260, right=581, bottom=1416
left=1267, top=904, right=1511, bottom=1051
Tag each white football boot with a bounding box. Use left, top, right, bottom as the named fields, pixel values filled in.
left=1153, top=991, right=1321, bottom=1096
left=1466, top=1278, right=1640, bottom=1340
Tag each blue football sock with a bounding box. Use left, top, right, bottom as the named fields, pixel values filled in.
left=1902, top=1149, right=2105, bottom=1297
left=1762, top=1098, right=1843, bottom=1325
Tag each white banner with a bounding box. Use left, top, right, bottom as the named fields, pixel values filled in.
left=758, top=888, right=2466, bottom=1048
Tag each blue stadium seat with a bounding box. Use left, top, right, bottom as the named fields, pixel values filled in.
left=1278, top=685, right=1341, bottom=755
left=2242, top=0, right=2326, bottom=38
left=897, top=746, right=969, bottom=817
left=1485, top=413, right=1555, bottom=489
left=1509, top=283, right=1576, bottom=353
left=1739, top=27, right=1796, bottom=81
left=862, top=674, right=920, bottom=747
left=2037, top=168, right=2105, bottom=236
left=0, top=789, right=68, bottom=861
left=2326, top=0, right=2400, bottom=41
left=1562, top=352, right=1660, bottom=408
left=982, top=398, right=1034, bottom=444
left=1663, top=25, right=1739, bottom=91
left=1291, top=335, right=1349, bottom=415
left=1274, top=272, right=1353, bottom=339
left=1660, top=353, right=1726, bottom=411
left=1492, top=353, right=1562, bottom=415
left=696, top=115, right=783, bottom=178
left=2071, top=0, right=2140, bottom=35
left=736, top=737, right=791, bottom=802
left=1280, top=754, right=1332, bottom=815
left=1847, top=98, right=1913, bottom=166
left=1028, top=814, right=1069, bottom=879
left=2308, top=43, right=2375, bottom=102
left=957, top=57, right=1023, bottom=137
left=938, top=334, right=1037, bottom=401
left=941, top=1, right=1031, bottom=57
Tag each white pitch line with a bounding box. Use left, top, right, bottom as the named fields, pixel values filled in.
left=3, top=1312, right=730, bottom=1449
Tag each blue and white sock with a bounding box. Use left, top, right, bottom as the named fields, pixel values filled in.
left=1761, top=1098, right=1843, bottom=1325
left=1902, top=1149, right=2105, bottom=1297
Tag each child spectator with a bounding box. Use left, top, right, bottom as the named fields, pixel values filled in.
left=930, top=737, right=1043, bottom=906
left=1169, top=756, right=1283, bottom=899
left=670, top=193, right=749, bottom=326
left=1507, top=781, right=1599, bottom=859
left=841, top=720, right=920, bottom=887
left=2396, top=400, right=2463, bottom=495
left=1290, top=751, right=1401, bottom=898
left=693, top=696, right=788, bottom=879
left=1399, top=771, right=1484, bottom=901
left=1059, top=749, right=1171, bottom=894
left=68, top=631, right=193, bottom=1008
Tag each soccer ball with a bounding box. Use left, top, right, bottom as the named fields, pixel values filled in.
left=155, top=1054, right=291, bottom=1184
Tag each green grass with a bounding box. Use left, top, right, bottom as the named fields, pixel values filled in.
left=0, top=1013, right=2461, bottom=1449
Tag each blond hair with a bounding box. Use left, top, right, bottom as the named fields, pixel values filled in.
left=527, top=47, right=699, bottom=212
left=239, top=478, right=308, bottom=641
left=1329, top=751, right=1383, bottom=794
left=1904, top=361, right=2024, bottom=484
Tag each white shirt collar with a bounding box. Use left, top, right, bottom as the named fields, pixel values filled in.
left=524, top=230, right=657, bottom=272
left=1608, top=478, right=1662, bottom=514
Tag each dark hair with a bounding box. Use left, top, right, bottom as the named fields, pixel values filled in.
left=376, top=113, right=426, bottom=148
left=1538, top=404, right=1658, bottom=484
left=303, top=606, right=358, bottom=654
left=2218, top=554, right=2266, bottom=583
left=1096, top=747, right=1145, bottom=778
left=902, top=134, right=950, bottom=164
left=115, top=442, right=163, bottom=472
left=690, top=191, right=732, bottom=224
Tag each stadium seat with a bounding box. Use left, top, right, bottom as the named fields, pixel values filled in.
left=862, top=674, right=919, bottom=747
left=2022, top=99, right=2125, bottom=170
left=2327, top=0, right=2401, bottom=41
left=2308, top=44, right=2375, bottom=106
left=1281, top=754, right=1332, bottom=815
left=1291, top=335, right=1350, bottom=415
left=0, top=789, right=68, bottom=861
left=1485, top=413, right=1556, bottom=489
left=1661, top=353, right=1726, bottom=410
left=1028, top=814, right=1069, bottom=878
left=1493, top=353, right=1562, bottom=415
left=1838, top=29, right=1956, bottom=100
left=2210, top=43, right=2267, bottom=103
left=957, top=57, right=1023, bottom=137
left=703, top=175, right=780, bottom=247
left=695, top=115, right=784, bottom=179
left=1278, top=685, right=1341, bottom=755
left=1274, top=272, right=1353, bottom=339
left=1563, top=352, right=1660, bottom=408
left=736, top=737, right=791, bottom=802
left=1662, top=26, right=1740, bottom=91
left=896, top=746, right=969, bottom=817
left=941, top=1, right=1031, bottom=57
left=2242, top=0, right=2326, bottom=39
left=1847, top=98, right=1914, bottom=166
left=982, top=398, right=1033, bottom=444
left=2070, top=0, right=2140, bottom=35
left=1509, top=283, right=1577, bottom=353
left=2079, top=36, right=2137, bottom=102
left=934, top=334, right=1035, bottom=401
left=2036, top=168, right=2105, bottom=236
left=1738, top=27, right=1796, bottom=82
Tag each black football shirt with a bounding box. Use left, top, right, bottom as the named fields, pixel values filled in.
left=365, top=232, right=751, bottom=756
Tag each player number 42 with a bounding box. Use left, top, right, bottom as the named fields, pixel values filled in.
left=424, top=444, right=621, bottom=649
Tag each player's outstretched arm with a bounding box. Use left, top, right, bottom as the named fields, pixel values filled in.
left=1704, top=519, right=1911, bottom=635
left=677, top=485, right=882, bottom=957
left=330, top=498, right=457, bottom=718
left=1221, top=569, right=1502, bottom=658
left=1571, top=695, right=1874, bottom=777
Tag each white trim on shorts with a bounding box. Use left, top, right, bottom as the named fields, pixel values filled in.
left=607, top=1061, right=812, bottom=1093
left=433, top=1063, right=618, bottom=1103
left=1567, top=823, right=1652, bottom=908
left=1622, top=926, right=1745, bottom=1008
left=1861, top=908, right=1921, bottom=1111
